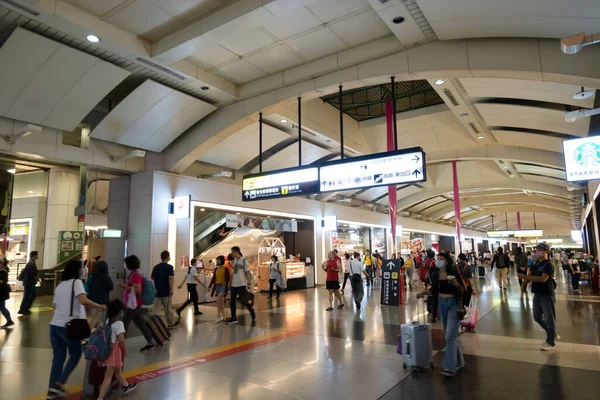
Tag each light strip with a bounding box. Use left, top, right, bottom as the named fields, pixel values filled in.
left=337, top=219, right=387, bottom=229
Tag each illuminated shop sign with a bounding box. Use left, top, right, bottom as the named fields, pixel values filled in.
left=487, top=231, right=514, bottom=238
left=319, top=147, right=426, bottom=192
left=563, top=136, right=600, bottom=182
left=242, top=166, right=319, bottom=201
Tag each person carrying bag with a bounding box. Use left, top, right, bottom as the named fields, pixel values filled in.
left=349, top=252, right=365, bottom=310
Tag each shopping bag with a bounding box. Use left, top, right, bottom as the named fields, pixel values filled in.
left=125, top=289, right=137, bottom=310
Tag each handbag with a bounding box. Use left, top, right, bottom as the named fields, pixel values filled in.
left=65, top=279, right=91, bottom=340
left=125, top=288, right=137, bottom=310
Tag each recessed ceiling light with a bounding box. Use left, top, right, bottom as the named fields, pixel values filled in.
left=510, top=175, right=515, bottom=178
left=434, top=79, right=445, bottom=85
left=502, top=166, right=508, bottom=169
left=460, top=112, right=469, bottom=117
left=27, top=190, right=34, bottom=194
left=280, top=119, right=287, bottom=123
left=86, top=34, right=100, bottom=43
left=236, top=212, right=240, bottom=215
left=477, top=135, right=485, bottom=140
left=392, top=16, right=405, bottom=24
left=7, top=169, right=15, bottom=174
left=200, top=208, right=205, bottom=211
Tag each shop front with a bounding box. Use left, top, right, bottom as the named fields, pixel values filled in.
left=330, top=221, right=387, bottom=259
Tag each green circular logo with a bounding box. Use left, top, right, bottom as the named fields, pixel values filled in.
left=574, top=142, right=600, bottom=167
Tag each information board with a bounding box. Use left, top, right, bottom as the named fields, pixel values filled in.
left=381, top=259, right=401, bottom=306
left=242, top=166, right=320, bottom=201
left=563, top=136, right=600, bottom=182
left=57, top=231, right=84, bottom=263
left=319, top=147, right=426, bottom=192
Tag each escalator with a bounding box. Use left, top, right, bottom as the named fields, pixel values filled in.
left=193, top=211, right=235, bottom=257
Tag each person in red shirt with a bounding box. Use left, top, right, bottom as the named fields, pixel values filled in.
left=321, top=251, right=344, bottom=311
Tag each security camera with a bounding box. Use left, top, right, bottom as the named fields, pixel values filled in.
left=561, top=32, right=600, bottom=54
left=564, top=108, right=600, bottom=122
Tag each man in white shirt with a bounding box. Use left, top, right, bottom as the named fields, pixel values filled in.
left=349, top=252, right=365, bottom=310
left=227, top=246, right=256, bottom=324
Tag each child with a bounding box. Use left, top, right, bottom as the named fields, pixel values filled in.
left=208, top=255, right=230, bottom=323
left=0, top=269, right=14, bottom=328
left=97, top=299, right=138, bottom=399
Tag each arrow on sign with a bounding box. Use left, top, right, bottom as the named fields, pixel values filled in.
left=244, top=191, right=250, bottom=198
left=412, top=155, right=420, bottom=163
left=387, top=262, right=395, bottom=268
left=412, top=170, right=421, bottom=178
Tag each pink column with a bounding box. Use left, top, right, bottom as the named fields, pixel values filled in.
left=452, top=160, right=462, bottom=254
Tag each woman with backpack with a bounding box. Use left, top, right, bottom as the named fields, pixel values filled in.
left=118, top=255, right=156, bottom=352
left=457, top=253, right=477, bottom=308
left=96, top=299, right=138, bottom=399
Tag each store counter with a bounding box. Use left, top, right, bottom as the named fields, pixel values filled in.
left=285, top=262, right=307, bottom=290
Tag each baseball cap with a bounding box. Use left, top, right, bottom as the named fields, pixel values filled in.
left=534, top=243, right=550, bottom=252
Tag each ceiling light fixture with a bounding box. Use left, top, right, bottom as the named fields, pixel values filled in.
left=561, top=32, right=600, bottom=54
left=510, top=174, right=515, bottom=178
left=392, top=16, right=405, bottom=24
left=27, top=190, right=34, bottom=194
left=434, top=79, right=445, bottom=85
left=86, top=34, right=100, bottom=43
left=564, top=108, right=600, bottom=122
left=280, top=119, right=288, bottom=123
left=477, top=135, right=485, bottom=140
left=6, top=169, right=15, bottom=174
left=460, top=112, right=469, bottom=117
left=573, top=86, right=594, bottom=100
left=200, top=208, right=205, bottom=211
left=502, top=166, right=508, bottom=169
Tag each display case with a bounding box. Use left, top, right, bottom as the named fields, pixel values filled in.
left=257, top=238, right=286, bottom=291
left=285, top=262, right=306, bottom=279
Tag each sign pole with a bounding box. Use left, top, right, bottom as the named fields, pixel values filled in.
left=391, top=76, right=398, bottom=151
left=259, top=112, right=263, bottom=173
left=298, top=97, right=302, bottom=166
left=533, top=212, right=537, bottom=229
left=385, top=100, right=398, bottom=258
left=452, top=160, right=462, bottom=254
left=339, top=85, right=344, bottom=159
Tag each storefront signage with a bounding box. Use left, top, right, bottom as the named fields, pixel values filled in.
left=57, top=231, right=84, bottom=263
left=563, top=136, right=600, bottom=182
left=487, top=230, right=514, bottom=238
left=242, top=166, right=319, bottom=201
left=226, top=214, right=298, bottom=233
left=322, top=216, right=337, bottom=230
left=97, top=229, right=122, bottom=239
left=514, top=229, right=542, bottom=238
left=319, top=147, right=426, bottom=192
left=571, top=230, right=583, bottom=244
left=381, top=260, right=401, bottom=306
left=173, top=195, right=191, bottom=219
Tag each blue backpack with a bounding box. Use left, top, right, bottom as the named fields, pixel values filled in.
left=141, top=276, right=156, bottom=305
left=83, top=322, right=113, bottom=361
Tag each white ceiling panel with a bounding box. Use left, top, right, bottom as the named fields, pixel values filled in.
left=410, top=196, right=448, bottom=213
left=254, top=141, right=330, bottom=172
left=261, top=6, right=323, bottom=40
left=355, top=186, right=389, bottom=201
left=148, top=0, right=223, bottom=20
left=308, top=0, right=370, bottom=23
left=219, top=28, right=275, bottom=56
left=328, top=10, right=391, bottom=47
left=492, top=130, right=564, bottom=154
left=245, top=45, right=303, bottom=74
left=185, top=38, right=238, bottom=69
left=0, top=28, right=129, bottom=131
left=91, top=80, right=216, bottom=152
left=70, top=0, right=127, bottom=16
left=212, top=60, right=267, bottom=84
left=514, top=164, right=565, bottom=179
left=108, top=0, right=176, bottom=40
left=286, top=27, right=348, bottom=60
left=198, top=124, right=290, bottom=169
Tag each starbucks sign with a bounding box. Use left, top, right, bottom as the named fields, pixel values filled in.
left=563, top=136, right=600, bottom=182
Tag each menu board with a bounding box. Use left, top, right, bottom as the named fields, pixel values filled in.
left=319, top=147, right=426, bottom=192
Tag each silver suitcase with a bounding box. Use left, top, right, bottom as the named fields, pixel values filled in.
left=401, top=300, right=433, bottom=370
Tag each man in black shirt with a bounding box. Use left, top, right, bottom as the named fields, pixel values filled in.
left=518, top=243, right=556, bottom=351
left=18, top=251, right=39, bottom=315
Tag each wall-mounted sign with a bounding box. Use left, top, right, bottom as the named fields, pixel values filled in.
left=563, top=136, right=600, bottom=182
left=487, top=230, right=514, bottom=238
left=173, top=195, right=190, bottom=219
left=97, top=229, right=123, bottom=239
left=319, top=147, right=426, bottom=192
left=322, top=216, right=337, bottom=230
left=514, top=229, right=543, bottom=238
left=58, top=231, right=84, bottom=263
left=226, top=214, right=298, bottom=232
left=242, top=166, right=319, bottom=201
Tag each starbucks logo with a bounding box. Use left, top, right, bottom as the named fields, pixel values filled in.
left=574, top=142, right=600, bottom=168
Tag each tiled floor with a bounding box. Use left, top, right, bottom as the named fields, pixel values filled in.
left=2, top=267, right=600, bottom=399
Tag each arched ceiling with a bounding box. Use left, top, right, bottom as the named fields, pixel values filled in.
left=0, top=0, right=599, bottom=238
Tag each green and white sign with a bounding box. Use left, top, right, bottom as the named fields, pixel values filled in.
left=57, top=231, right=84, bottom=263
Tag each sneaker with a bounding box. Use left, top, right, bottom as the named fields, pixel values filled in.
left=46, top=391, right=59, bottom=400
left=440, top=369, right=454, bottom=377
left=555, top=334, right=561, bottom=341
left=337, top=304, right=344, bottom=309
left=194, top=311, right=203, bottom=316
left=122, top=383, right=138, bottom=395
left=140, top=343, right=156, bottom=352
left=214, top=318, right=224, bottom=323
left=1, top=321, right=14, bottom=329
left=18, top=310, right=31, bottom=315
left=176, top=309, right=182, bottom=318
left=540, top=342, right=555, bottom=351
left=226, top=318, right=238, bottom=324
left=326, top=307, right=333, bottom=311
left=49, top=383, right=67, bottom=397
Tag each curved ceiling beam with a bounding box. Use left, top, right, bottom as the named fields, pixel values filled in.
left=397, top=180, right=573, bottom=211
left=427, top=195, right=572, bottom=221
left=474, top=215, right=572, bottom=231
left=163, top=37, right=600, bottom=173
left=462, top=207, right=571, bottom=226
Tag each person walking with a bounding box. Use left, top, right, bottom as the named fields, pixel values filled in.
left=267, top=255, right=282, bottom=301
left=515, top=247, right=529, bottom=293
left=363, top=250, right=374, bottom=286
left=87, top=260, right=114, bottom=329
left=119, top=255, right=156, bottom=352
left=0, top=268, right=14, bottom=328
left=518, top=243, right=557, bottom=351
left=341, top=253, right=351, bottom=294
left=226, top=246, right=256, bottom=324
left=568, top=254, right=581, bottom=292
left=176, top=258, right=207, bottom=317
left=405, top=254, right=414, bottom=287
left=457, top=253, right=477, bottom=308
left=18, top=250, right=39, bottom=315
left=418, top=252, right=465, bottom=377
left=491, top=247, right=510, bottom=291
left=322, top=251, right=344, bottom=311
left=46, top=260, right=106, bottom=399
left=208, top=255, right=230, bottom=323
left=151, top=250, right=178, bottom=328
left=348, top=252, right=364, bottom=310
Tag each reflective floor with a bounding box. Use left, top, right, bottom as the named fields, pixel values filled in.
left=3, top=267, right=600, bottom=399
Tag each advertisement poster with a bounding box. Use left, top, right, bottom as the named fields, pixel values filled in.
left=410, top=232, right=425, bottom=254
left=226, top=214, right=298, bottom=233
left=57, top=231, right=84, bottom=263
left=381, top=259, right=401, bottom=306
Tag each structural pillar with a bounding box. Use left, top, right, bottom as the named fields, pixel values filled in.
left=516, top=212, right=522, bottom=247
left=452, top=161, right=462, bottom=254
left=43, top=167, right=80, bottom=269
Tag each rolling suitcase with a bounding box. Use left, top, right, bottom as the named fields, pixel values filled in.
left=478, top=266, right=486, bottom=279
left=400, top=299, right=433, bottom=370
left=81, top=359, right=119, bottom=399
left=460, top=298, right=478, bottom=332
left=146, top=314, right=171, bottom=346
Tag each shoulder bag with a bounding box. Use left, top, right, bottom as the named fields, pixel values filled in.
left=65, top=279, right=91, bottom=340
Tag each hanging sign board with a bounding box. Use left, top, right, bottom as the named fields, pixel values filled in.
left=319, top=147, right=426, bottom=192
left=487, top=231, right=514, bottom=238
left=381, top=260, right=401, bottom=306
left=563, top=136, right=600, bottom=182
left=97, top=229, right=123, bottom=239
left=242, top=166, right=319, bottom=201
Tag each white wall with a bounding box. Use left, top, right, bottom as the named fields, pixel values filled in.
left=11, top=197, right=46, bottom=262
